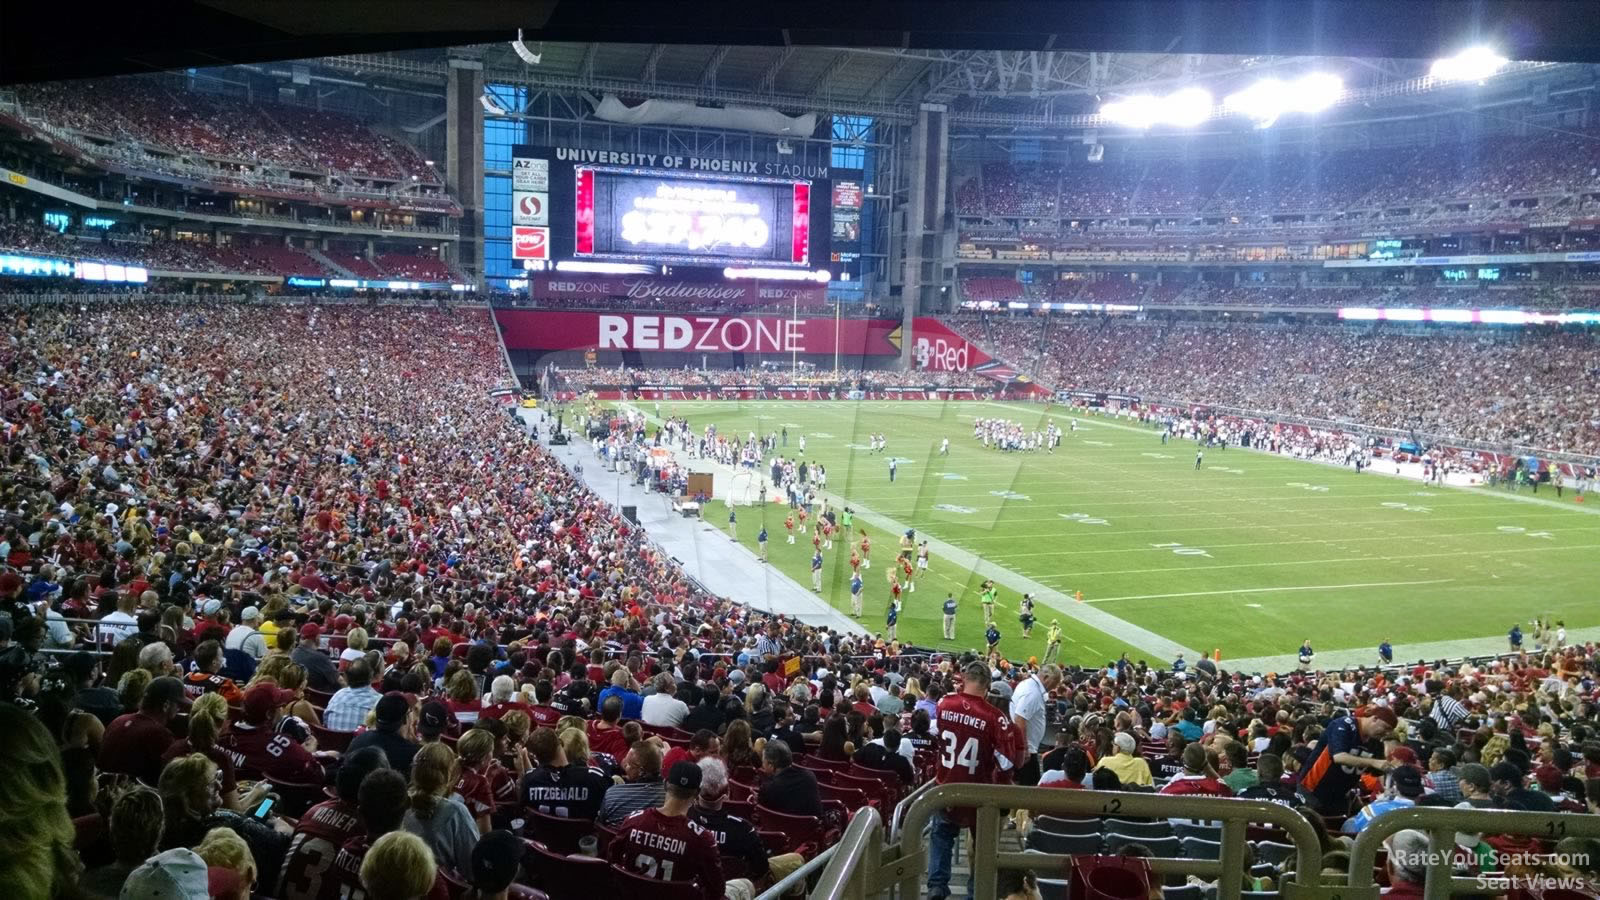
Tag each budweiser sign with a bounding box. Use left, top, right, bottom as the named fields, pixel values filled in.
left=532, top=274, right=824, bottom=305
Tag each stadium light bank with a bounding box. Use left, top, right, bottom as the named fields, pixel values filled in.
left=1100, top=46, right=1509, bottom=130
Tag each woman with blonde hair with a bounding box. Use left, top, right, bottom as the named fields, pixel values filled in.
left=158, top=752, right=291, bottom=878
left=163, top=692, right=267, bottom=812
left=444, top=668, right=482, bottom=724
left=0, top=703, right=80, bottom=900
left=340, top=627, right=370, bottom=666
left=361, top=831, right=439, bottom=900
left=556, top=725, right=591, bottom=769
left=401, top=742, right=478, bottom=876
left=117, top=667, right=152, bottom=714
left=249, top=656, right=321, bottom=726
left=194, top=827, right=256, bottom=900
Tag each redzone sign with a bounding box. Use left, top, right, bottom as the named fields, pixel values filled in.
left=493, top=310, right=901, bottom=356
left=512, top=226, right=548, bottom=259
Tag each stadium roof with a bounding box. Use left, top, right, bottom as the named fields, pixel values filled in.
left=315, top=44, right=1573, bottom=129
left=4, top=0, right=1600, bottom=86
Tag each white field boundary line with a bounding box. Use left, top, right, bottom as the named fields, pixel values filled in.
left=983, top=400, right=1600, bottom=520
left=1082, top=579, right=1456, bottom=603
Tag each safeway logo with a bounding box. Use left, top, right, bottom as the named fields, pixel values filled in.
left=513, top=191, right=547, bottom=226
left=512, top=226, right=548, bottom=260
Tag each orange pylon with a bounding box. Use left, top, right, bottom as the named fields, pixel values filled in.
left=1074, top=590, right=1083, bottom=603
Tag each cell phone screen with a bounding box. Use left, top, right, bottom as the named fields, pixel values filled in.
left=252, top=797, right=275, bottom=819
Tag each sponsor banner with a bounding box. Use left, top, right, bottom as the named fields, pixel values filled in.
left=512, top=226, right=549, bottom=260
left=513, top=191, right=547, bottom=226
left=494, top=310, right=902, bottom=356
left=512, top=157, right=548, bottom=191
left=910, top=317, right=993, bottom=373
left=530, top=273, right=825, bottom=305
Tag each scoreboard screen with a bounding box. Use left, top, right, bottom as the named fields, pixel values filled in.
left=575, top=167, right=812, bottom=266
left=514, top=145, right=831, bottom=270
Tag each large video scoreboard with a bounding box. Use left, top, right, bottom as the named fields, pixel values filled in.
left=512, top=145, right=833, bottom=269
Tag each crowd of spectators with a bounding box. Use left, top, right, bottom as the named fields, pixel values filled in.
left=956, top=128, right=1600, bottom=220
left=0, top=295, right=1597, bottom=898
left=13, top=79, right=440, bottom=184
left=0, top=221, right=470, bottom=281
left=377, top=254, right=461, bottom=284
left=970, top=316, right=1600, bottom=454
left=958, top=276, right=1600, bottom=311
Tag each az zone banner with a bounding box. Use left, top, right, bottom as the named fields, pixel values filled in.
left=494, top=310, right=902, bottom=356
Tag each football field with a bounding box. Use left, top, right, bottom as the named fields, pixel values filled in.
left=626, top=399, right=1600, bottom=668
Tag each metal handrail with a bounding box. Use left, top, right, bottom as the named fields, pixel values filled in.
left=749, top=842, right=841, bottom=900
left=810, top=805, right=883, bottom=900
left=887, top=779, right=936, bottom=842
left=894, top=785, right=1325, bottom=900
left=1348, top=806, right=1600, bottom=900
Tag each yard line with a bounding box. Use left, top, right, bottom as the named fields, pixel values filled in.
left=979, top=528, right=1596, bottom=559
left=1051, top=541, right=1600, bottom=578
left=949, top=517, right=1600, bottom=541
left=1083, top=579, right=1456, bottom=603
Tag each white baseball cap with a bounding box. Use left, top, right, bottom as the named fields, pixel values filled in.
left=118, top=848, right=211, bottom=900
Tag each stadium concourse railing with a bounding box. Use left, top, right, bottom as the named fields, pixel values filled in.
left=806, top=785, right=1325, bottom=900
left=801, top=787, right=1600, bottom=900
left=1348, top=806, right=1600, bottom=900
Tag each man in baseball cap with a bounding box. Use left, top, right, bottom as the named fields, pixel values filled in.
left=121, top=847, right=237, bottom=900
left=606, top=760, right=744, bottom=897
left=469, top=830, right=526, bottom=897
left=224, top=682, right=326, bottom=783
left=291, top=622, right=341, bottom=694
left=417, top=700, right=451, bottom=741
left=1295, top=705, right=1399, bottom=814
left=348, top=691, right=422, bottom=776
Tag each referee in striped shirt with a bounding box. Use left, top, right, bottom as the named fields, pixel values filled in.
left=1428, top=680, right=1469, bottom=732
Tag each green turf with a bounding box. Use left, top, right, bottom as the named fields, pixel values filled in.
left=631, top=399, right=1600, bottom=663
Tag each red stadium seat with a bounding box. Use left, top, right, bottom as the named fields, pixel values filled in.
left=266, top=774, right=328, bottom=819
left=608, top=865, right=704, bottom=900
left=309, top=723, right=355, bottom=753
left=753, top=805, right=832, bottom=856
left=523, top=840, right=612, bottom=900
left=526, top=810, right=594, bottom=855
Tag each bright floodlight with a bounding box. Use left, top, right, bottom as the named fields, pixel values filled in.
left=1159, top=88, right=1214, bottom=127
left=1100, top=94, right=1163, bottom=128
left=1100, top=87, right=1213, bottom=128
left=1224, top=73, right=1344, bottom=127
left=1431, top=46, right=1508, bottom=82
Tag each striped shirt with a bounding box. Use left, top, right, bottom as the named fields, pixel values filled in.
left=1430, top=694, right=1468, bottom=731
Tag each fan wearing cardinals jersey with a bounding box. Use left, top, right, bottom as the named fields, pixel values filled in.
left=608, top=761, right=750, bottom=900
left=927, top=662, right=1016, bottom=900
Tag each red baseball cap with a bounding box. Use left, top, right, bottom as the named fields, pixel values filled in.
left=242, top=682, right=297, bottom=724
left=298, top=623, right=323, bottom=641
left=1362, top=706, right=1399, bottom=729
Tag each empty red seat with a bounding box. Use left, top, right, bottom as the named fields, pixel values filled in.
left=524, top=840, right=611, bottom=900
left=309, top=722, right=355, bottom=753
